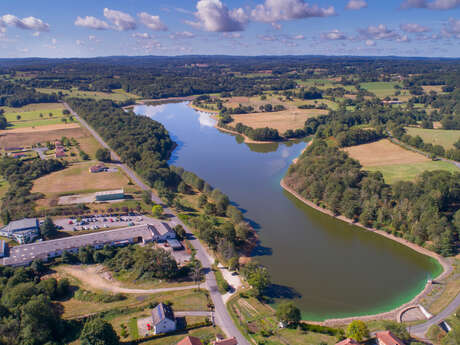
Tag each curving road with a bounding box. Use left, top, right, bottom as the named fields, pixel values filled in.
left=63, top=102, right=250, bottom=345
left=409, top=292, right=460, bottom=338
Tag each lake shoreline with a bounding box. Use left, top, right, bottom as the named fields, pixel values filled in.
left=280, top=176, right=452, bottom=325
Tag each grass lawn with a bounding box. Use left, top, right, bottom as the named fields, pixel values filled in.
left=141, top=326, right=221, bottom=345
left=31, top=162, right=132, bottom=197
left=360, top=81, right=401, bottom=98
left=365, top=161, right=459, bottom=184
left=36, top=87, right=140, bottom=102
left=228, top=294, right=339, bottom=345
left=419, top=257, right=460, bottom=315
left=76, top=135, right=104, bottom=158
left=405, top=127, right=460, bottom=149
left=0, top=102, right=64, bottom=114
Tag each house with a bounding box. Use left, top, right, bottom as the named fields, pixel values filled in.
left=11, top=152, right=26, bottom=158
left=376, top=331, right=404, bottom=345
left=167, top=239, right=183, bottom=250
left=89, top=164, right=107, bottom=173
left=152, top=222, right=176, bottom=242
left=0, top=218, right=40, bottom=244
left=177, top=336, right=203, bottom=345
left=55, top=147, right=66, bottom=158
left=95, top=189, right=125, bottom=201
left=335, top=339, right=360, bottom=345
left=212, top=335, right=237, bottom=345
left=151, top=303, right=176, bottom=334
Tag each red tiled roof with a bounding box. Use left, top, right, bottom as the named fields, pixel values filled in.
left=213, top=337, right=237, bottom=345
left=177, top=336, right=203, bottom=345
left=376, top=331, right=404, bottom=345
left=335, top=339, right=360, bottom=345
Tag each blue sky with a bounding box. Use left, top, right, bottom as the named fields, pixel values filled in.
left=0, top=0, right=459, bottom=58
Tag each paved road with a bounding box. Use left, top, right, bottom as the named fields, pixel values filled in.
left=63, top=102, right=250, bottom=345
left=33, top=147, right=48, bottom=159
left=409, top=292, right=460, bottom=338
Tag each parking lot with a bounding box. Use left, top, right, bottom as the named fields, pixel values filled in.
left=54, top=214, right=158, bottom=232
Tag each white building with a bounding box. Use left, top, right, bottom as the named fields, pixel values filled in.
left=152, top=222, right=176, bottom=242
left=0, top=218, right=40, bottom=244
left=151, top=303, right=176, bottom=334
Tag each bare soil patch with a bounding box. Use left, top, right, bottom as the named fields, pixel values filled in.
left=343, top=139, right=429, bottom=166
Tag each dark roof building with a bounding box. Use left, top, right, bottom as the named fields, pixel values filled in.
left=0, top=218, right=40, bottom=244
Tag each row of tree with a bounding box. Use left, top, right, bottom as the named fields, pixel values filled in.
left=285, top=139, right=460, bottom=256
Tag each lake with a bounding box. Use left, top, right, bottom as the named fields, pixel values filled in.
left=134, top=102, right=442, bottom=321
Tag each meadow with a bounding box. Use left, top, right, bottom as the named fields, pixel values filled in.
left=405, top=127, right=460, bottom=149
left=36, top=87, right=140, bottom=102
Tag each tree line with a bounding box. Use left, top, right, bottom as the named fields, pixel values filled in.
left=285, top=139, right=460, bottom=256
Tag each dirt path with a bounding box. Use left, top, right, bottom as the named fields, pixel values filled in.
left=59, top=265, right=200, bottom=294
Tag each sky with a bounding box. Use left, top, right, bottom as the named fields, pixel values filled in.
left=0, top=0, right=460, bottom=58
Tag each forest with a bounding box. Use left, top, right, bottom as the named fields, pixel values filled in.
left=284, top=140, right=460, bottom=256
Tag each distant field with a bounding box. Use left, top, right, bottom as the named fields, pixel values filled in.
left=0, top=124, right=85, bottom=149
left=3, top=103, right=68, bottom=129
left=36, top=87, right=139, bottom=101
left=32, top=162, right=131, bottom=197
left=422, top=85, right=445, bottom=93
left=0, top=178, right=8, bottom=199
left=344, top=139, right=429, bottom=166
left=232, top=109, right=325, bottom=133
left=405, top=127, right=460, bottom=149
left=77, top=135, right=103, bottom=157
left=360, top=81, right=402, bottom=98
left=344, top=139, right=458, bottom=183
left=365, top=161, right=459, bottom=184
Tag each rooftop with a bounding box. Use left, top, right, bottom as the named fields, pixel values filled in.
left=152, top=303, right=175, bottom=325
left=0, top=218, right=39, bottom=235
left=213, top=337, right=237, bottom=345
left=95, top=189, right=124, bottom=196
left=177, top=336, right=203, bottom=345
left=335, top=339, right=360, bottom=345
left=376, top=331, right=404, bottom=345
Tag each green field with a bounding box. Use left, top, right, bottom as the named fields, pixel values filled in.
left=0, top=178, right=8, bottom=200
left=3, top=103, right=70, bottom=129
left=360, top=81, right=402, bottom=98
left=36, top=87, right=140, bottom=101
left=365, top=161, right=459, bottom=184
left=405, top=127, right=460, bottom=149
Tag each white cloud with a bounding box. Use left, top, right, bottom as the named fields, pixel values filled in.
left=365, top=39, right=375, bottom=46
left=88, top=35, right=97, bottom=41
left=251, top=0, right=335, bottom=23
left=169, top=31, right=195, bottom=39
left=191, top=0, right=248, bottom=32
left=400, top=23, right=430, bottom=32
left=51, top=38, right=57, bottom=45
left=293, top=34, right=305, bottom=39
left=75, top=16, right=110, bottom=30
left=322, top=29, right=347, bottom=40
left=1, top=15, right=49, bottom=31
left=271, top=22, right=282, bottom=30
left=401, top=0, right=460, bottom=10
left=258, top=34, right=278, bottom=41
left=76, top=39, right=84, bottom=46
left=132, top=32, right=152, bottom=39
left=397, top=34, right=411, bottom=42
left=346, top=0, right=368, bottom=10
left=103, top=8, right=136, bottom=31
left=358, top=24, right=400, bottom=40
left=32, top=31, right=40, bottom=37
left=138, top=12, right=168, bottom=31
left=442, top=17, right=460, bottom=38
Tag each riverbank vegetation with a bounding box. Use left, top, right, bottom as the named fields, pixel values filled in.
left=285, top=139, right=460, bottom=256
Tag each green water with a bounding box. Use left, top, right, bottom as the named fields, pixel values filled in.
left=134, top=102, right=443, bottom=321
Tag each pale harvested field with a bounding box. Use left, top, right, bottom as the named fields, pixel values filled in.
left=343, top=139, right=429, bottom=166
left=232, top=109, right=326, bottom=133
left=0, top=126, right=86, bottom=149
left=422, top=85, right=444, bottom=93
left=32, top=162, right=130, bottom=197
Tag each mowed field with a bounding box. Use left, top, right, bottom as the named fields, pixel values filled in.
left=2, top=102, right=68, bottom=129
left=405, top=127, right=460, bottom=149
left=36, top=87, right=139, bottom=102
left=232, top=109, right=325, bottom=133
left=359, top=81, right=403, bottom=98
left=343, top=139, right=458, bottom=184
left=32, top=162, right=132, bottom=197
